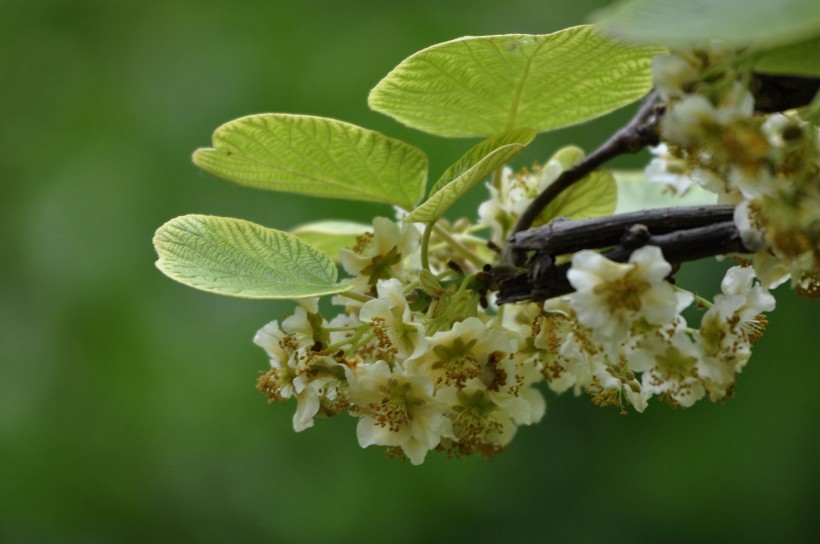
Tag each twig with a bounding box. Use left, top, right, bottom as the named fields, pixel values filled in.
left=496, top=213, right=751, bottom=304
left=507, top=205, right=735, bottom=258
left=504, top=92, right=661, bottom=264
left=432, top=223, right=487, bottom=269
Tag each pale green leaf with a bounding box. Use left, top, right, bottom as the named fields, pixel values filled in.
left=594, top=0, right=820, bottom=47
left=809, top=92, right=820, bottom=124
left=550, top=145, right=585, bottom=171
left=405, top=129, right=535, bottom=223
left=613, top=170, right=717, bottom=214
left=154, top=215, right=350, bottom=299
left=193, top=114, right=428, bottom=210
left=368, top=26, right=663, bottom=138
left=292, top=220, right=372, bottom=262
left=428, top=128, right=536, bottom=197
left=538, top=169, right=617, bottom=226
left=754, top=35, right=820, bottom=77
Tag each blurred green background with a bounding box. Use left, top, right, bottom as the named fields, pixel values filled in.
left=2, top=1, right=819, bottom=542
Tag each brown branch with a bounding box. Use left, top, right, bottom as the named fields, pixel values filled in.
left=507, top=205, right=735, bottom=258
left=505, top=92, right=661, bottom=261
left=495, top=207, right=751, bottom=304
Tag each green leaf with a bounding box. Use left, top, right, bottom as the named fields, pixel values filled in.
left=594, top=0, right=820, bottom=47
left=368, top=26, right=663, bottom=138
left=291, top=220, right=372, bottom=262
left=550, top=145, right=585, bottom=171
left=612, top=170, right=716, bottom=214
left=753, top=35, right=820, bottom=77
left=154, top=215, right=350, bottom=299
left=538, top=168, right=617, bottom=226
left=193, top=114, right=428, bottom=210
left=808, top=91, right=820, bottom=124
left=405, top=128, right=535, bottom=223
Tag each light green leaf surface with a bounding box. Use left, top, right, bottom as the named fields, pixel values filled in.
left=538, top=169, right=617, bottom=226
left=154, top=215, right=349, bottom=299
left=809, top=93, right=820, bottom=124
left=193, top=114, right=428, bottom=210
left=405, top=129, right=535, bottom=223
left=368, top=26, right=663, bottom=138
left=613, top=170, right=716, bottom=214
left=551, top=145, right=585, bottom=171
left=594, top=0, right=820, bottom=47
left=292, top=220, right=372, bottom=262
left=754, top=36, right=820, bottom=77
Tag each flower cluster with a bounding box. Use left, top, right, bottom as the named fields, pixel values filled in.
left=251, top=46, right=806, bottom=464
left=256, top=216, right=546, bottom=464
left=647, top=46, right=820, bottom=296
left=256, top=211, right=774, bottom=463
left=144, top=17, right=820, bottom=467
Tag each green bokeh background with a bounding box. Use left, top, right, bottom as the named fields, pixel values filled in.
left=2, top=1, right=818, bottom=542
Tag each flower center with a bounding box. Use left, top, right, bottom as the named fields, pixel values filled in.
left=599, top=269, right=647, bottom=312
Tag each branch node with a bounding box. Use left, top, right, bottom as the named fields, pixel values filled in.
left=495, top=205, right=751, bottom=305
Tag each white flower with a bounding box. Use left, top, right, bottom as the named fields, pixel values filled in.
left=652, top=54, right=700, bottom=100
left=553, top=327, right=597, bottom=394
left=436, top=386, right=519, bottom=454
left=532, top=300, right=593, bottom=395
left=629, top=323, right=705, bottom=407
left=760, top=113, right=800, bottom=148
left=559, top=328, right=650, bottom=412
left=347, top=360, right=451, bottom=465
left=734, top=200, right=768, bottom=252
left=716, top=83, right=755, bottom=116
left=254, top=320, right=328, bottom=432
left=719, top=266, right=776, bottom=321
left=281, top=306, right=324, bottom=349
left=434, top=349, right=545, bottom=455
left=661, top=86, right=753, bottom=147
left=478, top=166, right=515, bottom=246
left=596, top=367, right=650, bottom=413
left=661, top=94, right=718, bottom=146
left=326, top=312, right=361, bottom=347
left=752, top=251, right=791, bottom=290
left=481, top=348, right=545, bottom=426
left=696, top=318, right=751, bottom=399
left=567, top=246, right=692, bottom=343
left=691, top=165, right=743, bottom=204
left=407, top=317, right=516, bottom=389
left=542, top=310, right=649, bottom=412
left=338, top=216, right=420, bottom=294
left=477, top=154, right=571, bottom=244
left=359, top=278, right=427, bottom=359
left=499, top=301, right=541, bottom=342
left=645, top=144, right=698, bottom=194
left=254, top=320, right=288, bottom=365
left=728, top=167, right=777, bottom=200
left=696, top=266, right=774, bottom=399
left=296, top=297, right=319, bottom=314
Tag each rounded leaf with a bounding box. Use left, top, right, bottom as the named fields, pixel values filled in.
left=368, top=26, right=663, bottom=137
left=193, top=114, right=428, bottom=210
left=550, top=145, right=586, bottom=171
left=154, top=215, right=350, bottom=299
left=538, top=170, right=617, bottom=226
left=595, top=0, right=820, bottom=47
left=754, top=36, right=820, bottom=77
left=291, top=220, right=372, bottom=262
left=613, top=170, right=716, bottom=214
